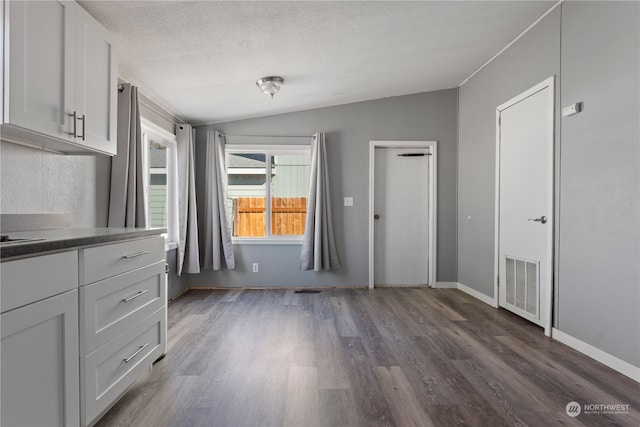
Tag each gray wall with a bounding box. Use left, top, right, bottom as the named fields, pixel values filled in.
left=139, top=93, right=179, bottom=134
left=166, top=247, right=191, bottom=299
left=458, top=2, right=639, bottom=367
left=557, top=1, right=639, bottom=367
left=192, top=89, right=458, bottom=288
left=0, top=141, right=111, bottom=227
left=457, top=8, right=561, bottom=297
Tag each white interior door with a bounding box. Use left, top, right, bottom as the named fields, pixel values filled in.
left=374, top=147, right=430, bottom=286
left=496, top=77, right=554, bottom=336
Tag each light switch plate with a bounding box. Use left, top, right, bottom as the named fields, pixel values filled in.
left=344, top=197, right=354, bottom=207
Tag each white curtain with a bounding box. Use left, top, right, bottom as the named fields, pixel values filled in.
left=300, top=132, right=341, bottom=271
left=108, top=83, right=147, bottom=227
left=176, top=125, right=200, bottom=275
left=201, top=130, right=235, bottom=270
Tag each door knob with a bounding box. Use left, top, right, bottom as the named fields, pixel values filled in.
left=528, top=216, right=547, bottom=224
left=374, top=214, right=380, bottom=220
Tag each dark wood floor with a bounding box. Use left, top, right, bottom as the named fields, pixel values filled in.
left=96, top=288, right=639, bottom=427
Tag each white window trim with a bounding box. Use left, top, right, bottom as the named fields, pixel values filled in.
left=226, top=144, right=310, bottom=244
left=141, top=118, right=178, bottom=249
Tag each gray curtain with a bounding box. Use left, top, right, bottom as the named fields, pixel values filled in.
left=202, top=130, right=235, bottom=270
left=176, top=125, right=200, bottom=275
left=300, top=132, right=341, bottom=271
left=108, top=83, right=147, bottom=228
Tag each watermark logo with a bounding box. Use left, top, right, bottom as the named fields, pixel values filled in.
left=583, top=403, right=630, bottom=415
left=566, top=401, right=581, bottom=417
left=565, top=401, right=631, bottom=417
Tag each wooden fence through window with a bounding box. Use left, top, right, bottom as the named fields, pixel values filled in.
left=233, top=197, right=307, bottom=237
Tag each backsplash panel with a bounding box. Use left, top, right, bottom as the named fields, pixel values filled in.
left=0, top=141, right=111, bottom=227
left=0, top=213, right=71, bottom=232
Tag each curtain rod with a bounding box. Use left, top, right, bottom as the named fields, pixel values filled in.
left=118, top=83, right=186, bottom=125
left=221, top=134, right=314, bottom=138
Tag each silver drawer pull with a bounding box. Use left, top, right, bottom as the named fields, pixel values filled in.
left=78, top=114, right=86, bottom=141
left=67, top=111, right=77, bottom=136
left=123, top=343, right=149, bottom=363
left=122, top=251, right=149, bottom=259
left=121, top=289, right=149, bottom=303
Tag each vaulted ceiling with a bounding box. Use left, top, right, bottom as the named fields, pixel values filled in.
left=80, top=1, right=557, bottom=125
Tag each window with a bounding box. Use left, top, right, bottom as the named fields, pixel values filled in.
left=148, top=141, right=169, bottom=227
left=141, top=119, right=178, bottom=248
left=226, top=145, right=310, bottom=243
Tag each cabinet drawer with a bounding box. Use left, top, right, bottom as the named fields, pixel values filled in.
left=1, top=251, right=78, bottom=313
left=80, top=261, right=166, bottom=354
left=82, top=308, right=165, bottom=426
left=82, top=236, right=164, bottom=284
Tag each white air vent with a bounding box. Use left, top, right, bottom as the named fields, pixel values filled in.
left=505, top=256, right=539, bottom=317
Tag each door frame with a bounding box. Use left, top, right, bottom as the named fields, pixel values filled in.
left=494, top=76, right=555, bottom=336
left=369, top=140, right=438, bottom=289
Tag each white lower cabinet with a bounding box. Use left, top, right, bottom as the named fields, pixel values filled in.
left=1, top=289, right=80, bottom=427
left=79, top=236, right=167, bottom=426
left=0, top=234, right=166, bottom=427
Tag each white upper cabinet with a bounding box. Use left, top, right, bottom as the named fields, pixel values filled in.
left=75, top=5, right=118, bottom=154
left=2, top=0, right=118, bottom=155
left=3, top=0, right=76, bottom=143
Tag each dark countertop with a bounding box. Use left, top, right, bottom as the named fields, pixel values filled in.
left=0, top=227, right=167, bottom=261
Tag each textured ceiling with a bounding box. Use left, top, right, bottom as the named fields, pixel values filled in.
left=79, top=1, right=556, bottom=125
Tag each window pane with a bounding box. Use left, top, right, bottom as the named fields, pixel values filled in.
left=148, top=140, right=168, bottom=228
left=271, top=154, right=310, bottom=236
left=227, top=153, right=267, bottom=237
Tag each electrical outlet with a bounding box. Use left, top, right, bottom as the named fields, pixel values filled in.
left=252, top=263, right=259, bottom=273
left=344, top=197, right=354, bottom=207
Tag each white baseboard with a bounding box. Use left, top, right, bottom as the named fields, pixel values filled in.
left=552, top=328, right=640, bottom=383
left=434, top=281, right=458, bottom=288
left=456, top=282, right=498, bottom=308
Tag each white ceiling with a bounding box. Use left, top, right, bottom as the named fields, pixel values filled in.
left=79, top=0, right=556, bottom=125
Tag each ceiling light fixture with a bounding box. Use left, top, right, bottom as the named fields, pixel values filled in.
left=256, top=76, right=284, bottom=98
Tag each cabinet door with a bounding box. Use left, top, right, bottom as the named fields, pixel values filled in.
left=5, top=0, right=76, bottom=141
left=75, top=5, right=118, bottom=155
left=1, top=290, right=80, bottom=427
